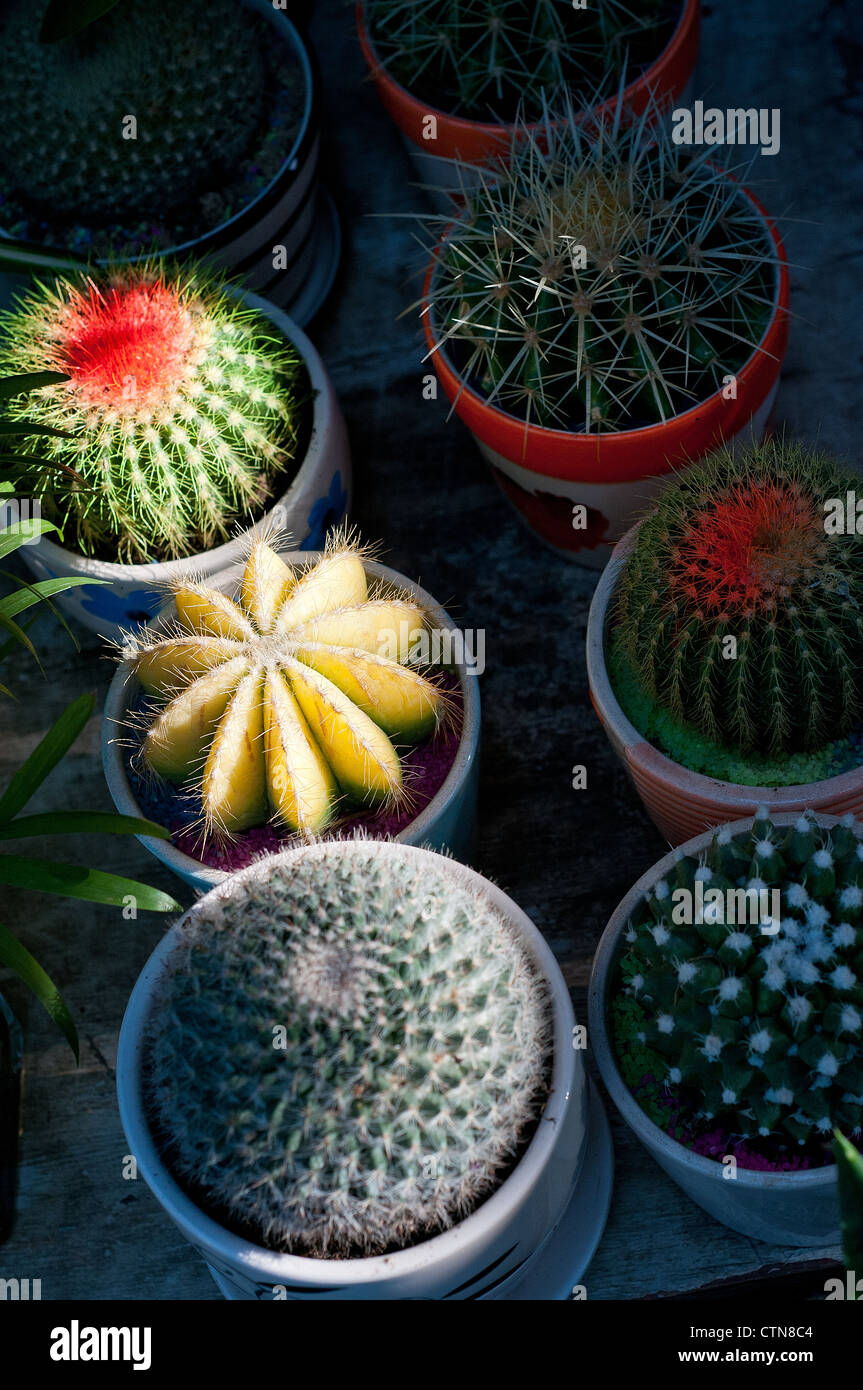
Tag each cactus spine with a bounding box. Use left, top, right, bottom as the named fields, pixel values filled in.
left=367, top=0, right=668, bottom=121
left=0, top=0, right=266, bottom=224
left=144, top=844, right=552, bottom=1258
left=617, top=811, right=863, bottom=1149
left=424, top=95, right=778, bottom=431
left=124, top=534, right=449, bottom=837
left=613, top=440, right=863, bottom=758
left=0, top=262, right=303, bottom=563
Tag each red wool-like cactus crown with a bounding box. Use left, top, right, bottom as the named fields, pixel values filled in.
left=669, top=480, right=825, bottom=616
left=55, top=277, right=196, bottom=413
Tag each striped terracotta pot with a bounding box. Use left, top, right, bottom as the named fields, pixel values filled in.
left=422, top=184, right=789, bottom=568
left=587, top=527, right=863, bottom=846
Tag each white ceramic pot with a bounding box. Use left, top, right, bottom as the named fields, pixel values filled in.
left=19, top=295, right=351, bottom=644
left=117, top=840, right=599, bottom=1299
left=101, top=552, right=481, bottom=884
left=588, top=814, right=843, bottom=1247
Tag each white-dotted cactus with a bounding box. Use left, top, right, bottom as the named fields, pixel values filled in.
left=143, top=845, right=553, bottom=1258
left=619, top=811, right=863, bottom=1146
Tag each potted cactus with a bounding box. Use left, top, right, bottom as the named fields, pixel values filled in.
left=0, top=260, right=350, bottom=641
left=589, top=809, right=863, bottom=1246
left=0, top=0, right=339, bottom=324
left=420, top=96, right=789, bottom=563
left=117, top=838, right=609, bottom=1299
left=358, top=0, right=700, bottom=198
left=102, top=534, right=481, bottom=886
left=588, top=439, right=863, bottom=844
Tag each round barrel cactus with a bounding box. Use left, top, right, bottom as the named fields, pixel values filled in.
left=367, top=0, right=668, bottom=121
left=613, top=439, right=863, bottom=758
left=617, top=811, right=863, bottom=1149
left=0, top=261, right=302, bottom=563
left=425, top=94, right=778, bottom=431
left=0, top=0, right=266, bottom=224
left=144, top=844, right=553, bottom=1257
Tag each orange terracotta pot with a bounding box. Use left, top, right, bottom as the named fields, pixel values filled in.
left=357, top=0, right=701, bottom=165
left=586, top=527, right=863, bottom=846
left=421, top=185, right=789, bottom=565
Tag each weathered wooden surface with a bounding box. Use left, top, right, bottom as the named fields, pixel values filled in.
left=0, top=0, right=857, bottom=1299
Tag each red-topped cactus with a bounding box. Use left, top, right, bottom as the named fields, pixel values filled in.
left=0, top=261, right=302, bottom=564
left=614, top=440, right=863, bottom=757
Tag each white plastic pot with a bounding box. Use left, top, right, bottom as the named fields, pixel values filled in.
left=102, top=551, right=481, bottom=883
left=117, top=839, right=608, bottom=1299
left=588, top=814, right=843, bottom=1247
left=19, top=294, right=351, bottom=644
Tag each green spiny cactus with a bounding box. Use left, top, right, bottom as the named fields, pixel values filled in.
left=613, top=440, right=863, bottom=758
left=0, top=0, right=266, bottom=224
left=0, top=261, right=303, bottom=564
left=143, top=844, right=552, bottom=1258
left=424, top=96, right=778, bottom=430
left=367, top=0, right=668, bottom=122
left=617, top=811, right=863, bottom=1149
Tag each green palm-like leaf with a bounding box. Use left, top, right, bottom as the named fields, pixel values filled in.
left=0, top=692, right=95, bottom=821
left=0, top=921, right=78, bottom=1060
left=0, top=240, right=88, bottom=276
left=40, top=0, right=122, bottom=43
left=0, top=854, right=180, bottom=909
left=835, top=1131, right=863, bottom=1274
left=0, top=812, right=172, bottom=841
left=0, top=372, right=69, bottom=401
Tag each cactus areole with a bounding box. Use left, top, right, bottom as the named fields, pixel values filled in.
left=0, top=263, right=305, bottom=564
left=142, top=844, right=553, bottom=1259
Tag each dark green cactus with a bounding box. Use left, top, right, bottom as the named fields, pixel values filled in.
left=614, top=440, right=863, bottom=758
left=367, top=0, right=669, bottom=122
left=617, top=811, right=863, bottom=1149
left=424, top=95, right=777, bottom=430
left=0, top=0, right=266, bottom=224
left=143, top=845, right=552, bottom=1258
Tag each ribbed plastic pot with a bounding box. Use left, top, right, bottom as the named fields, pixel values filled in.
left=588, top=814, right=844, bottom=1246
left=18, top=293, right=351, bottom=644
left=586, top=524, right=863, bottom=845
left=357, top=0, right=700, bottom=200
left=117, top=839, right=590, bottom=1299
left=101, top=551, right=481, bottom=888
left=0, top=1, right=336, bottom=324
left=422, top=184, right=789, bottom=567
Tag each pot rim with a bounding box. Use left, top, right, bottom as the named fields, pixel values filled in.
left=587, top=810, right=849, bottom=1190
left=0, top=0, right=316, bottom=266
left=30, top=291, right=332, bottom=583
left=356, top=0, right=699, bottom=151
left=117, top=837, right=575, bottom=1286
left=421, top=181, right=788, bottom=483
left=101, top=550, right=481, bottom=889
left=586, top=521, right=863, bottom=807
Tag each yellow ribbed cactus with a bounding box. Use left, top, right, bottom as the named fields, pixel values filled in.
left=124, top=537, right=448, bottom=837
